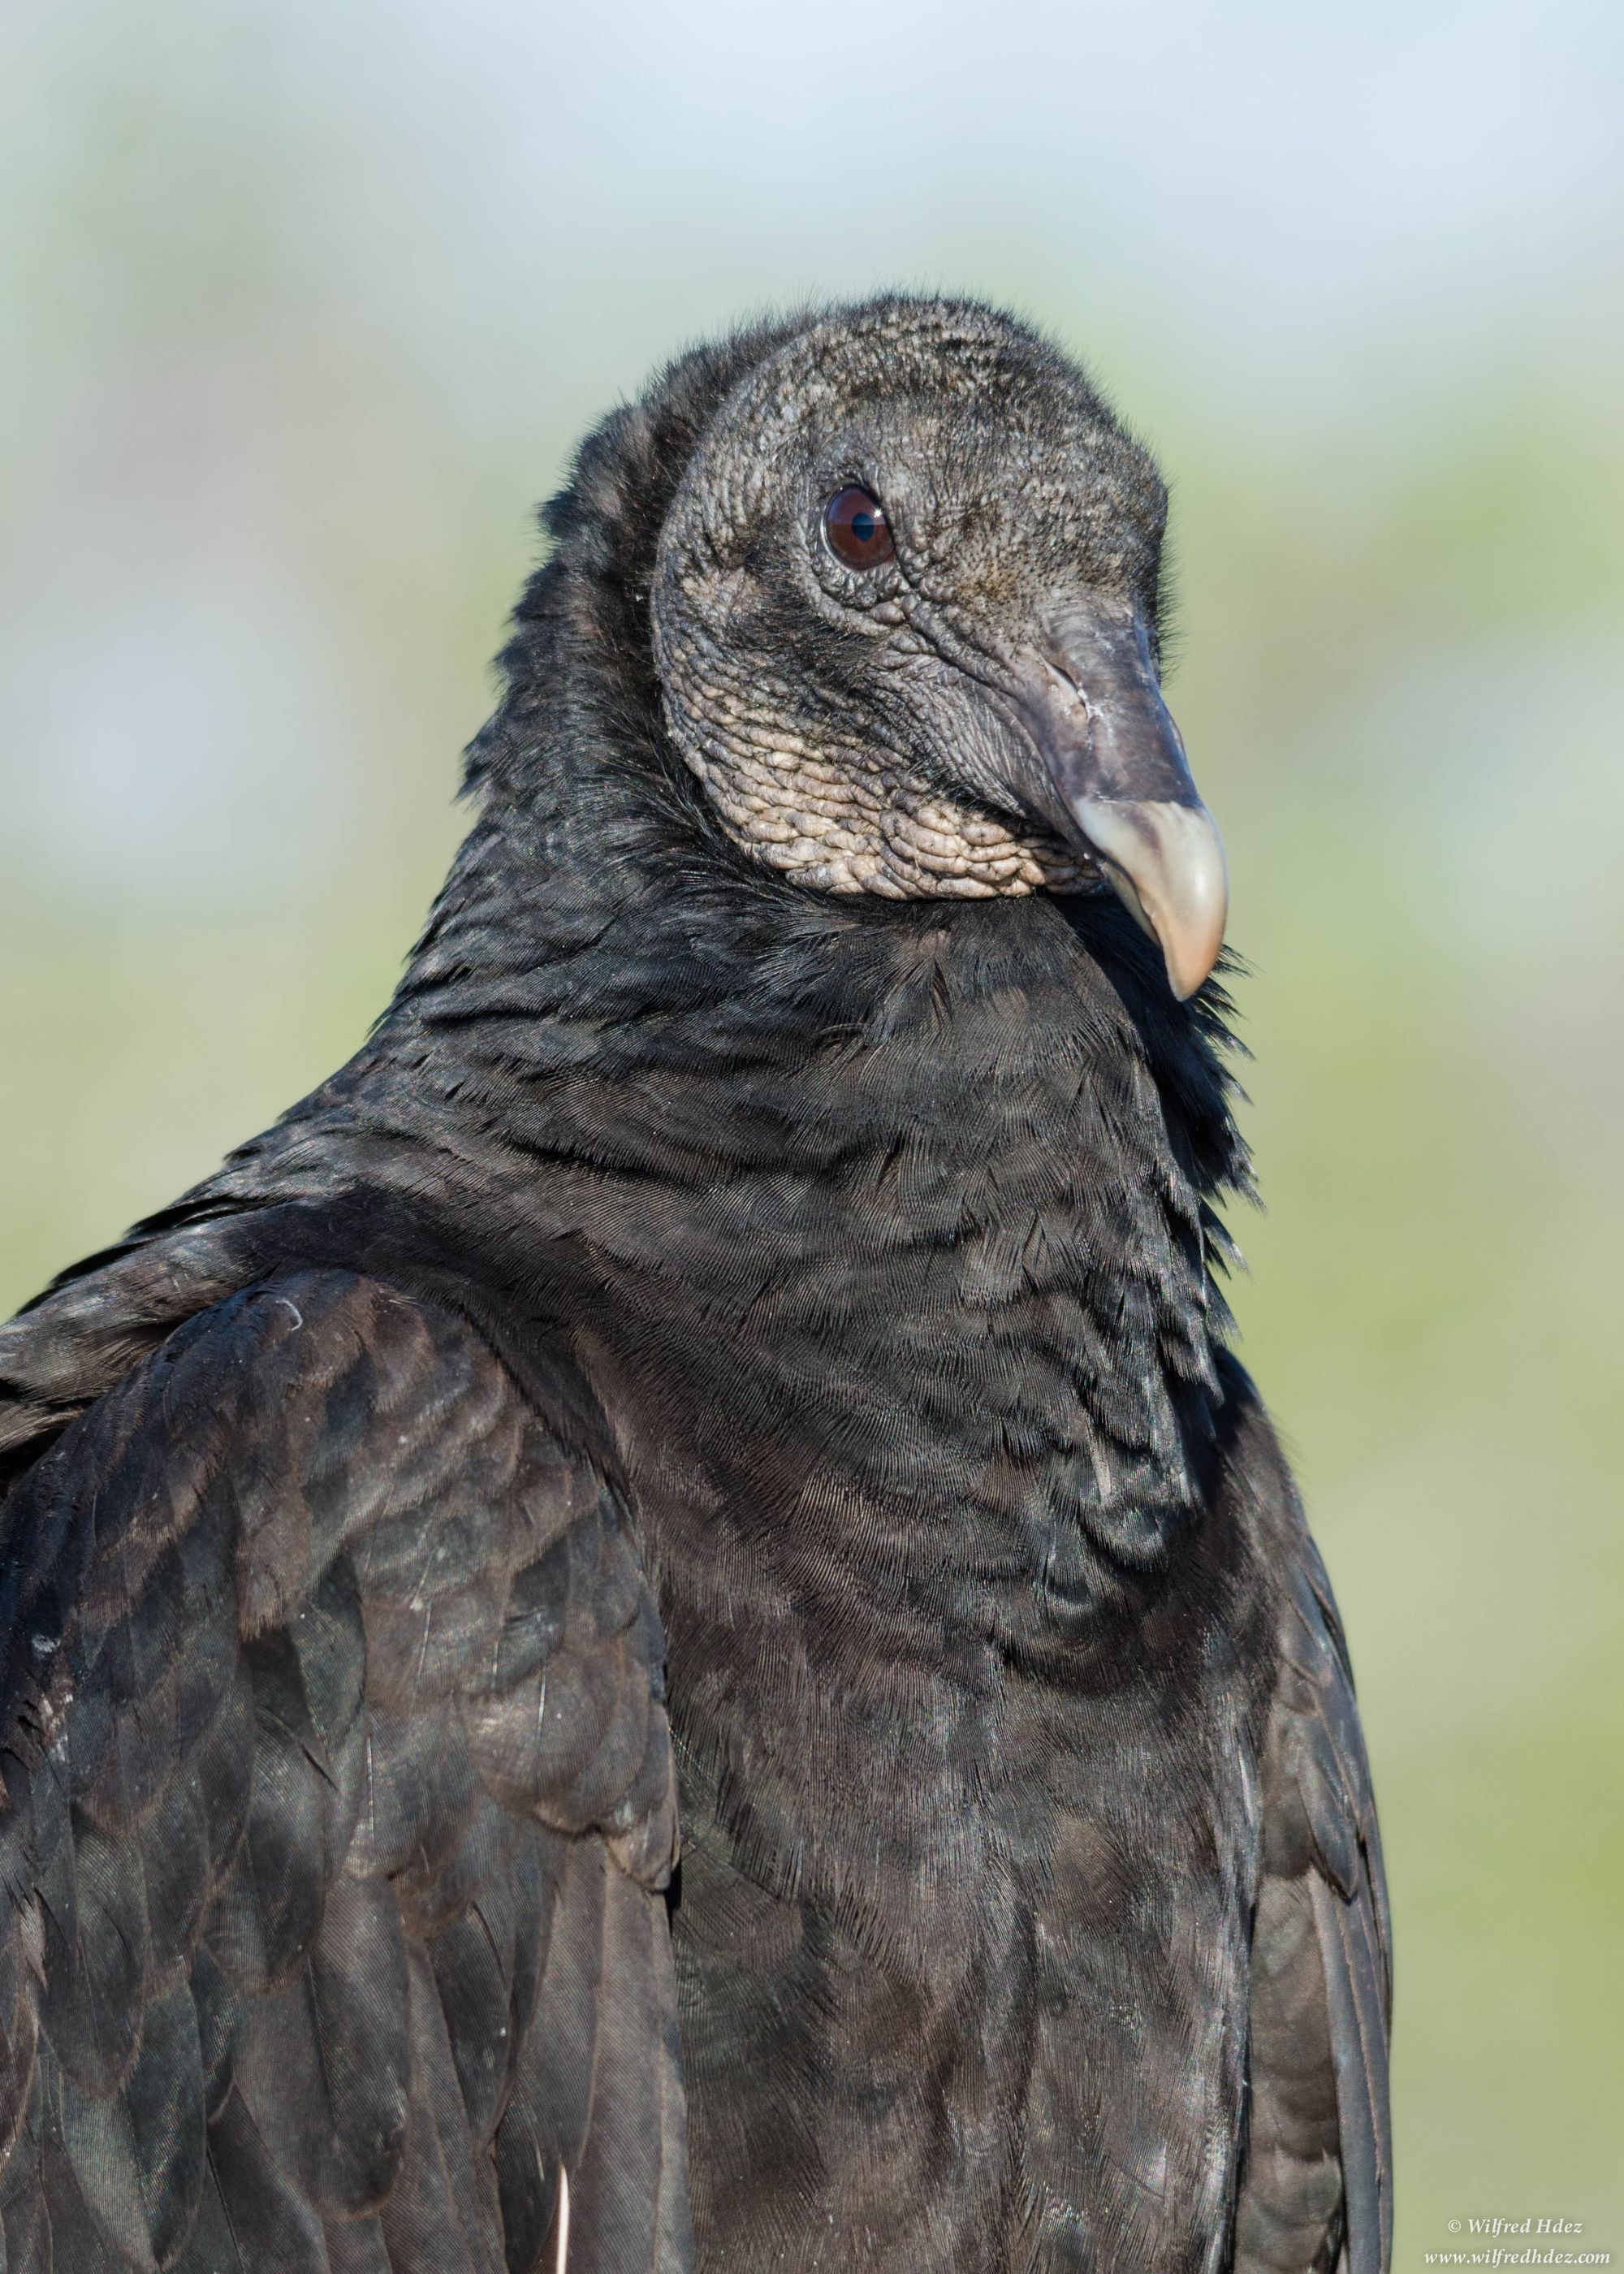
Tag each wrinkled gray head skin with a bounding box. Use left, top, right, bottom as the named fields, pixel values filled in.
left=651, top=296, right=1228, bottom=997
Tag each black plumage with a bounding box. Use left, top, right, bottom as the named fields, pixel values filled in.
left=0, top=296, right=1389, bottom=2272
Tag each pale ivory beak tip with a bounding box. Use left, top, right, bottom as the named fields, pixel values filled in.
left=1073, top=797, right=1229, bottom=1000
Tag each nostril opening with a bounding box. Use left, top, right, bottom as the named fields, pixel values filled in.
left=1042, top=657, right=1089, bottom=710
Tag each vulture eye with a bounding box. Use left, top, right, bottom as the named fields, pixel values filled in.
left=823, top=486, right=894, bottom=570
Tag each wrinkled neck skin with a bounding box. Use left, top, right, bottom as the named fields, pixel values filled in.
left=3, top=372, right=1247, bottom=1662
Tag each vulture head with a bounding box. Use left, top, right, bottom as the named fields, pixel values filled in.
left=647, top=298, right=1228, bottom=999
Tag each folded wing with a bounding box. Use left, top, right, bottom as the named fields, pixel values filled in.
left=1235, top=1450, right=1393, bottom=2274
left=0, top=1269, right=692, bottom=2274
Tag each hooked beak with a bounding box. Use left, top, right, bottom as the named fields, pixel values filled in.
left=1015, top=606, right=1228, bottom=1000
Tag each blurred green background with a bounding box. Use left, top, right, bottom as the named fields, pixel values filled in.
left=2, top=0, right=1620, bottom=2250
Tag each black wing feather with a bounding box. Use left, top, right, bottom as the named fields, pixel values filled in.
left=1233, top=1396, right=1393, bottom=2274
left=0, top=1268, right=691, bottom=2272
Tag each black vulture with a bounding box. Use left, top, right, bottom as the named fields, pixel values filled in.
left=0, top=296, right=1390, bottom=2273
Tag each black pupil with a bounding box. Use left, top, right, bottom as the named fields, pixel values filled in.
left=850, top=508, right=875, bottom=543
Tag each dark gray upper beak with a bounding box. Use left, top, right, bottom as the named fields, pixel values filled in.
left=1015, top=605, right=1228, bottom=999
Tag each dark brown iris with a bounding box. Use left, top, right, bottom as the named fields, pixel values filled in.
left=823, top=486, right=894, bottom=570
